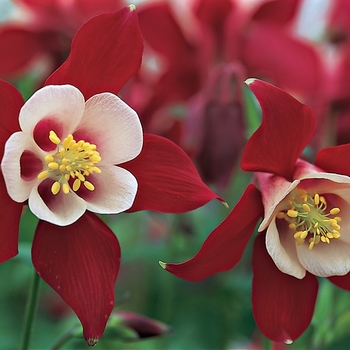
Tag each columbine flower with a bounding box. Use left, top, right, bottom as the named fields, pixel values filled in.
left=161, top=79, right=350, bottom=343
left=0, top=6, right=221, bottom=346
left=2, top=84, right=142, bottom=226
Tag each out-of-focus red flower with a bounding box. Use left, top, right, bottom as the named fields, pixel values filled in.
left=112, top=311, right=171, bottom=339
left=0, top=0, right=126, bottom=79
left=130, top=0, right=322, bottom=186
left=161, top=79, right=350, bottom=342
left=0, top=6, right=221, bottom=345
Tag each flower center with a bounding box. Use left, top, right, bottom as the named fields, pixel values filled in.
left=277, top=188, right=342, bottom=250
left=37, top=130, right=102, bottom=195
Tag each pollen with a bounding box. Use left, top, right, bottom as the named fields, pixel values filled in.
left=277, top=188, right=342, bottom=250
left=38, top=130, right=102, bottom=195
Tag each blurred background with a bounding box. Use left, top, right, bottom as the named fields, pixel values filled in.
left=2, top=0, right=350, bottom=349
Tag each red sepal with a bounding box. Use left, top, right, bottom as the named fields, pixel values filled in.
left=315, top=144, right=350, bottom=176
left=32, top=212, right=120, bottom=345
left=44, top=6, right=143, bottom=100
left=328, top=273, right=350, bottom=292
left=123, top=134, right=222, bottom=213
left=162, top=184, right=263, bottom=281
left=241, top=79, right=316, bottom=180
left=0, top=173, right=23, bottom=263
left=0, top=80, right=25, bottom=263
left=0, top=80, right=23, bottom=157
left=0, top=27, right=43, bottom=78
left=252, top=233, right=318, bottom=342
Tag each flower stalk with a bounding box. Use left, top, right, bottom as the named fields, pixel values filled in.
left=20, top=270, right=41, bottom=350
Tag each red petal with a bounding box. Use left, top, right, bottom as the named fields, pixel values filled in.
left=0, top=27, right=43, bottom=78
left=44, top=6, right=143, bottom=100
left=123, top=134, right=222, bottom=213
left=251, top=0, right=301, bottom=25
left=252, top=233, right=318, bottom=342
left=138, top=2, right=194, bottom=60
left=32, top=212, right=120, bottom=345
left=0, top=80, right=23, bottom=157
left=328, top=273, right=350, bottom=292
left=315, top=144, right=350, bottom=176
left=162, top=184, right=263, bottom=281
left=241, top=79, right=316, bottom=180
left=0, top=173, right=23, bottom=263
left=243, top=24, right=321, bottom=95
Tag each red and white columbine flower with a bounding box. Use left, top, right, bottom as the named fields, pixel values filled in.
left=0, top=6, right=221, bottom=346
left=2, top=84, right=142, bottom=226
left=162, top=79, right=350, bottom=343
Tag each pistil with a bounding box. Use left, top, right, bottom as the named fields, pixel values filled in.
left=37, top=131, right=101, bottom=195
left=277, top=188, right=342, bottom=250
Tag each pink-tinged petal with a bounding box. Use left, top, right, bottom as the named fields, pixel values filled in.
left=0, top=27, right=43, bottom=78
left=161, top=184, right=263, bottom=281
left=2, top=132, right=46, bottom=202
left=256, top=172, right=299, bottom=231
left=138, top=2, right=194, bottom=60
left=80, top=165, right=137, bottom=214
left=315, top=144, right=350, bottom=177
left=32, top=212, right=120, bottom=345
left=329, top=273, right=350, bottom=292
left=266, top=217, right=306, bottom=279
left=252, top=233, right=318, bottom=343
left=0, top=173, right=23, bottom=263
left=297, top=239, right=350, bottom=277
left=44, top=6, right=143, bottom=100
left=241, top=79, right=316, bottom=180
left=28, top=180, right=87, bottom=226
left=19, top=85, right=85, bottom=151
left=0, top=80, right=23, bottom=157
left=123, top=134, right=222, bottom=213
left=74, top=93, right=143, bottom=165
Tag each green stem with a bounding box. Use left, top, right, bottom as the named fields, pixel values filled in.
left=19, top=270, right=41, bottom=350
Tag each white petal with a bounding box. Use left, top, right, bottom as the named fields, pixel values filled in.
left=265, top=217, right=306, bottom=279
left=297, top=239, right=350, bottom=277
left=81, top=165, right=137, bottom=214
left=1, top=132, right=46, bottom=202
left=28, top=181, right=87, bottom=226
left=74, top=93, right=143, bottom=165
left=19, top=85, right=85, bottom=136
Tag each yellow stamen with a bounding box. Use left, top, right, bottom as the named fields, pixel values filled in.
left=38, top=131, right=102, bottom=195
left=277, top=189, right=342, bottom=250
left=51, top=182, right=61, bottom=195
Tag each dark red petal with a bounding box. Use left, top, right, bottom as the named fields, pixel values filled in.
left=328, top=273, right=350, bottom=292
left=243, top=24, right=322, bottom=95
left=32, top=212, right=120, bottom=345
left=162, top=184, right=263, bottom=281
left=0, top=80, right=23, bottom=157
left=123, top=134, right=222, bottom=213
left=251, top=0, right=301, bottom=25
left=0, top=26, right=43, bottom=78
left=241, top=79, right=316, bottom=180
left=0, top=173, right=23, bottom=263
left=44, top=6, right=143, bottom=100
left=315, top=144, right=350, bottom=176
left=138, top=2, right=195, bottom=60
left=252, top=233, right=318, bottom=342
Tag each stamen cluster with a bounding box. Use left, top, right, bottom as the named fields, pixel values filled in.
left=37, top=130, right=102, bottom=195
left=277, top=188, right=341, bottom=250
